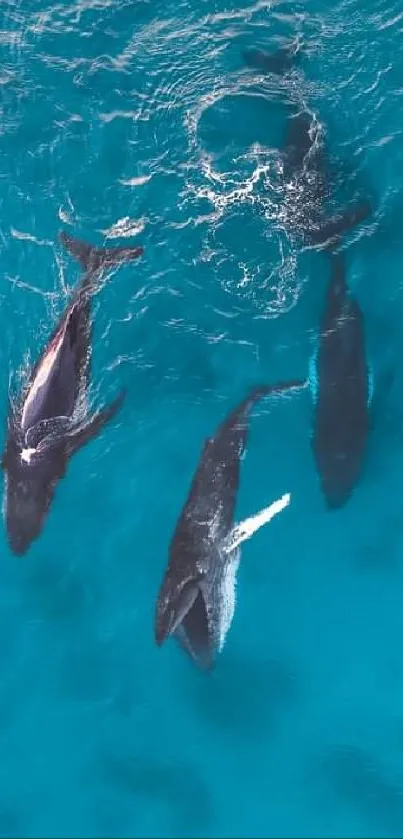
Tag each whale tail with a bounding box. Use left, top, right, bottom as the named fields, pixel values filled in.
left=225, top=378, right=307, bottom=433
left=310, top=199, right=373, bottom=249
left=59, top=231, right=144, bottom=285
left=261, top=378, right=308, bottom=398
left=245, top=378, right=307, bottom=408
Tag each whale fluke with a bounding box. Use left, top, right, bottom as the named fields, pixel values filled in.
left=310, top=200, right=373, bottom=248
left=204, top=378, right=306, bottom=459
left=234, top=379, right=307, bottom=420
left=59, top=231, right=144, bottom=278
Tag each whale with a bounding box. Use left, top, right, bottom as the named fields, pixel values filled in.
left=279, top=109, right=372, bottom=247
left=243, top=46, right=372, bottom=246
left=309, top=252, right=371, bottom=508
left=155, top=380, right=304, bottom=670
left=2, top=232, right=144, bottom=555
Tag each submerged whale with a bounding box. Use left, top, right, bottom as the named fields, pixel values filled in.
left=155, top=380, right=304, bottom=669
left=2, top=232, right=144, bottom=555
left=279, top=110, right=371, bottom=247
left=309, top=252, right=371, bottom=508
left=243, top=46, right=372, bottom=246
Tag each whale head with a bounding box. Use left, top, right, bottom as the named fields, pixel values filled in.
left=155, top=574, right=214, bottom=670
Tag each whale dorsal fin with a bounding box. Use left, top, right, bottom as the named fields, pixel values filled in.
left=310, top=200, right=372, bottom=248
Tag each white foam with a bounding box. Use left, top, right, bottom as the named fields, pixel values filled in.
left=119, top=175, right=152, bottom=188
left=100, top=217, right=146, bottom=239
left=20, top=447, right=37, bottom=465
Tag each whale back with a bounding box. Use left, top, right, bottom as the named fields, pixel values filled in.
left=174, top=387, right=268, bottom=554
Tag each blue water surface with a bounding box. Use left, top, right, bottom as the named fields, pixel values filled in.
left=1, top=0, right=403, bottom=836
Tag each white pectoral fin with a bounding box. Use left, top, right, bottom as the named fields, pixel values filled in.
left=225, top=492, right=291, bottom=554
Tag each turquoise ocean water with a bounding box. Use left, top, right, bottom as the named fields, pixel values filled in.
left=1, top=0, right=403, bottom=836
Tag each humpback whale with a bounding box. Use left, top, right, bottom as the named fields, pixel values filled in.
left=2, top=232, right=144, bottom=555
left=279, top=110, right=371, bottom=247
left=243, top=46, right=372, bottom=246
left=155, top=380, right=304, bottom=670
left=309, top=252, right=371, bottom=508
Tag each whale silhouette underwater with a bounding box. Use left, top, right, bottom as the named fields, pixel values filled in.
left=309, top=250, right=372, bottom=508
left=243, top=44, right=372, bottom=248
left=2, top=232, right=144, bottom=556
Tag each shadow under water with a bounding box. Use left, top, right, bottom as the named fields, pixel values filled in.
left=320, top=745, right=403, bottom=837
left=98, top=751, right=212, bottom=837
left=186, top=653, right=297, bottom=742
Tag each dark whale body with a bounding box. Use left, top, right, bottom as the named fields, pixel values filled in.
left=243, top=46, right=372, bottom=246
left=155, top=379, right=304, bottom=670
left=280, top=110, right=371, bottom=247
left=2, top=232, right=144, bottom=555
left=309, top=253, right=371, bottom=508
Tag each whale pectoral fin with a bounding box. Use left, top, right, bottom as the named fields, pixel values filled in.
left=310, top=200, right=373, bottom=248
left=67, top=390, right=126, bottom=457
left=225, top=493, right=291, bottom=554
left=59, top=232, right=144, bottom=277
